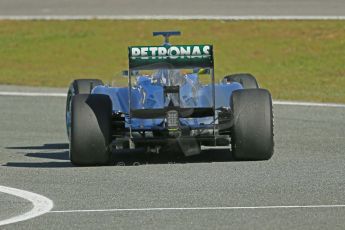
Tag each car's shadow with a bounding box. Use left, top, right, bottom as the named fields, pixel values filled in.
left=111, top=148, right=235, bottom=166
left=4, top=143, right=235, bottom=168
left=5, top=143, right=72, bottom=168
left=6, top=143, right=69, bottom=151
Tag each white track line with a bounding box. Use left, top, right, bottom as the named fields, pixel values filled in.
left=1, top=91, right=345, bottom=108
left=50, top=204, right=345, bottom=213
left=0, top=15, right=345, bottom=20
left=0, top=185, right=54, bottom=227
left=0, top=92, right=66, bottom=97
left=273, top=101, right=345, bottom=108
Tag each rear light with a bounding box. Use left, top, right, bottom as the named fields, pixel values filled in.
left=166, top=110, right=179, bottom=129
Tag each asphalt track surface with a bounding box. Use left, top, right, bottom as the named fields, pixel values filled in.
left=0, top=0, right=344, bottom=17
left=0, top=87, right=345, bottom=229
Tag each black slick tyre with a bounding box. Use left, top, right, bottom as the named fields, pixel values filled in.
left=66, top=79, right=104, bottom=140
left=70, top=94, right=112, bottom=166
left=224, top=73, right=259, bottom=89
left=230, top=89, right=274, bottom=160
left=71, top=79, right=104, bottom=94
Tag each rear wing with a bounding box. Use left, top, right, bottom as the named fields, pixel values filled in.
left=128, top=45, right=214, bottom=70
left=127, top=42, right=216, bottom=138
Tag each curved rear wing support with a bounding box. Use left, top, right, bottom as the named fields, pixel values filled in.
left=153, top=31, right=181, bottom=45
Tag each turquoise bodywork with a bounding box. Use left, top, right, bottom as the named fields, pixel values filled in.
left=92, top=74, right=242, bottom=129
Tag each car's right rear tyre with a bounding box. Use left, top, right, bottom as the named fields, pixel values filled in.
left=224, top=73, right=259, bottom=89
left=230, top=89, right=274, bottom=160
left=70, top=94, right=112, bottom=166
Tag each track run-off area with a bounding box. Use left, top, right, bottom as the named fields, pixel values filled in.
left=0, top=0, right=344, bottom=18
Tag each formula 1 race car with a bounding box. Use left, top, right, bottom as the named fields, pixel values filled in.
left=65, top=31, right=274, bottom=166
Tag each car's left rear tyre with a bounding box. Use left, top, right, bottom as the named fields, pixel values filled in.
left=66, top=79, right=104, bottom=140
left=70, top=94, right=112, bottom=166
